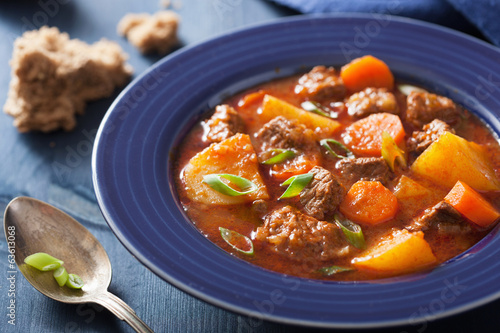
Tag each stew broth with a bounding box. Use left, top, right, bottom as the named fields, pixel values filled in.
left=173, top=57, right=500, bottom=281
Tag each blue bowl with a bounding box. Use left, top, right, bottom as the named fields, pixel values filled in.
left=92, top=14, right=500, bottom=328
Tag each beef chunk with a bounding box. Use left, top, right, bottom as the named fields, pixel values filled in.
left=294, top=66, right=346, bottom=101
left=300, top=166, right=345, bottom=220
left=406, top=92, right=461, bottom=128
left=347, top=87, right=399, bottom=118
left=336, top=157, right=391, bottom=187
left=251, top=199, right=268, bottom=216
left=255, top=206, right=349, bottom=260
left=255, top=116, right=320, bottom=155
left=203, top=104, right=245, bottom=142
left=407, top=119, right=455, bottom=158
left=407, top=201, right=470, bottom=234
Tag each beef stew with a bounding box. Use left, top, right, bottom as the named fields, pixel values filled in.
left=173, top=55, right=500, bottom=281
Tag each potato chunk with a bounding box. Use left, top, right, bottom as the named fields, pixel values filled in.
left=393, top=175, right=442, bottom=219
left=410, top=132, right=500, bottom=191
left=182, top=133, right=269, bottom=204
left=260, top=95, right=341, bottom=137
left=352, top=229, right=436, bottom=274
left=393, top=175, right=433, bottom=200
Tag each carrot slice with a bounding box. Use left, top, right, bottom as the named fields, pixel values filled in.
left=340, top=55, right=394, bottom=92
left=238, top=90, right=266, bottom=108
left=339, top=180, right=398, bottom=225
left=269, top=155, right=318, bottom=180
left=444, top=180, right=500, bottom=227
left=342, top=113, right=405, bottom=156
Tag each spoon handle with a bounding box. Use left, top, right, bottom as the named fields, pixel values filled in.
left=93, top=292, right=154, bottom=333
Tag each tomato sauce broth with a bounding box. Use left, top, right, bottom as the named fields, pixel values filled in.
left=173, top=68, right=500, bottom=281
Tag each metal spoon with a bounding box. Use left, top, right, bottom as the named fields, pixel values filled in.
left=3, top=196, right=154, bottom=333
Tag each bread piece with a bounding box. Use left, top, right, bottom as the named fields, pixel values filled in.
left=118, top=11, right=179, bottom=55
left=4, top=26, right=132, bottom=132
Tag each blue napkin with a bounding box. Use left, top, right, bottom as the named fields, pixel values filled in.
left=270, top=0, right=500, bottom=46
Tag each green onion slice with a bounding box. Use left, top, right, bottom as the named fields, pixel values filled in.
left=279, top=173, right=314, bottom=199
left=203, top=174, right=258, bottom=196
left=219, top=227, right=254, bottom=255
left=262, top=149, right=296, bottom=165
left=381, top=131, right=406, bottom=172
left=24, top=252, right=64, bottom=271
left=53, top=266, right=69, bottom=287
left=317, top=265, right=353, bottom=276
left=66, top=273, right=84, bottom=289
left=397, top=84, right=427, bottom=96
left=320, top=139, right=354, bottom=159
left=301, top=101, right=338, bottom=118
left=334, top=215, right=366, bottom=249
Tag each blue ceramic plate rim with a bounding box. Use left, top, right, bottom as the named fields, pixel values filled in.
left=92, top=13, right=500, bottom=328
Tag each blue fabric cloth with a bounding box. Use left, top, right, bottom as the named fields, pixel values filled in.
left=271, top=0, right=500, bottom=45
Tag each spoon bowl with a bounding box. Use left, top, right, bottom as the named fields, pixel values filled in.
left=3, top=196, right=153, bottom=332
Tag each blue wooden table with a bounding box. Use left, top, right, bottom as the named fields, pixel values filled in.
left=1, top=1, right=499, bottom=332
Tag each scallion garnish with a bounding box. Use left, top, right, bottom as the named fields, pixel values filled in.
left=279, top=173, right=314, bottom=199
left=219, top=227, right=254, bottom=255
left=25, top=252, right=85, bottom=289
left=66, top=274, right=84, bottom=289
left=262, top=149, right=296, bottom=165
left=53, top=266, right=69, bottom=287
left=24, top=252, right=64, bottom=271
left=301, top=101, right=338, bottom=118
left=381, top=131, right=406, bottom=172
left=318, top=265, right=353, bottom=276
left=203, top=174, right=258, bottom=196
left=334, top=215, right=366, bottom=250
left=320, top=139, right=354, bottom=159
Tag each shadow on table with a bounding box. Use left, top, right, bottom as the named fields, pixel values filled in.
left=250, top=296, right=500, bottom=333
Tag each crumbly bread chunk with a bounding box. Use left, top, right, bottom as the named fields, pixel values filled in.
left=4, top=26, right=132, bottom=133
left=117, top=11, right=179, bottom=55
